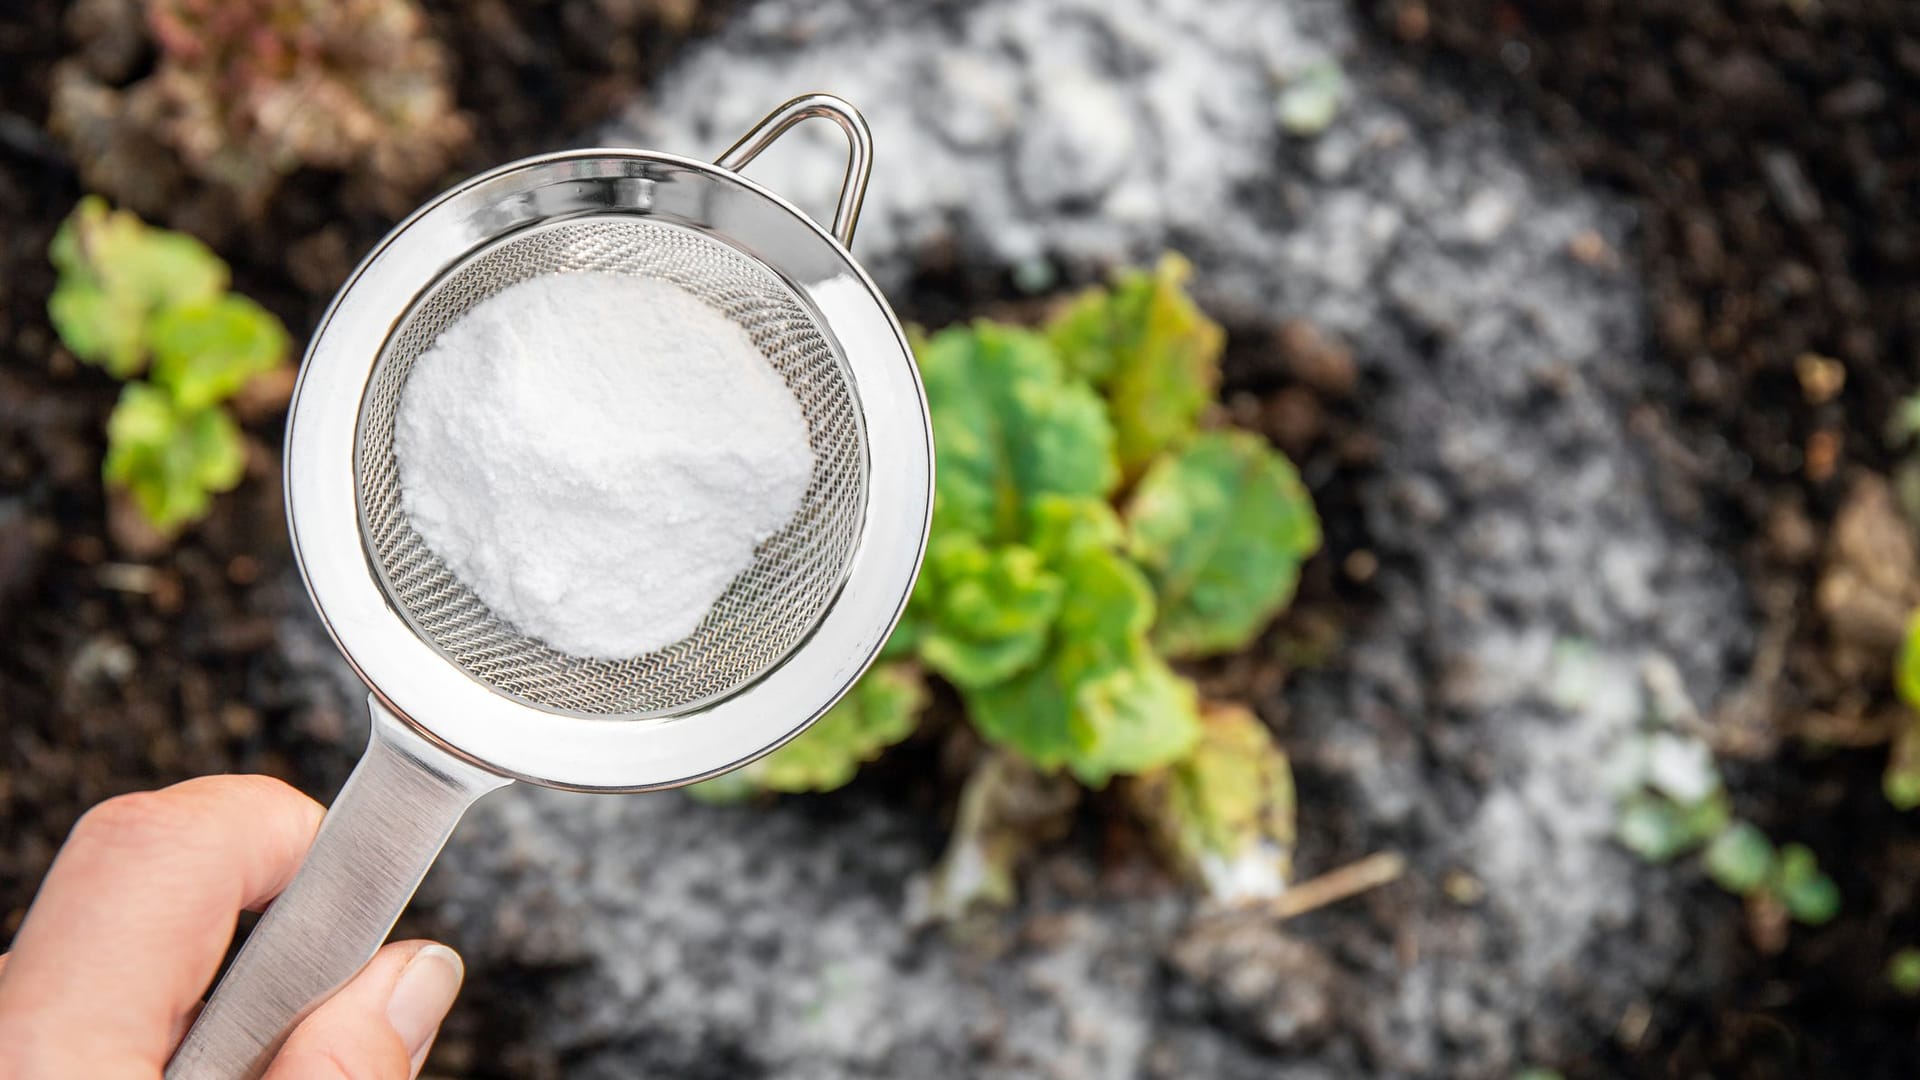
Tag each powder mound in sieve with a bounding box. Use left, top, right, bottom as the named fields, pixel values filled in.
left=392, top=271, right=815, bottom=659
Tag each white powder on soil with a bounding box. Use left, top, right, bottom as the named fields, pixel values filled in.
left=393, top=272, right=813, bottom=659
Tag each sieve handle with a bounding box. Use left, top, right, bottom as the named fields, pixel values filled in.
left=165, top=697, right=510, bottom=1080
left=715, top=92, right=873, bottom=248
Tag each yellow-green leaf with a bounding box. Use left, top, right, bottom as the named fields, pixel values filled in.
left=913, top=535, right=1063, bottom=689
left=1067, top=651, right=1201, bottom=785
left=692, top=662, right=929, bottom=800
left=149, top=294, right=292, bottom=410
left=1045, top=253, right=1223, bottom=476
left=1898, top=611, right=1920, bottom=712
left=1127, top=702, right=1296, bottom=899
left=103, top=382, right=247, bottom=532
left=964, top=525, right=1197, bottom=785
left=1127, top=431, right=1321, bottom=658
left=47, top=196, right=228, bottom=375
left=47, top=279, right=146, bottom=378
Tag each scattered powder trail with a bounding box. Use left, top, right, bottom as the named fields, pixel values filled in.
left=393, top=272, right=813, bottom=659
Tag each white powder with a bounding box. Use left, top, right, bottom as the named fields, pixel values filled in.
left=393, top=272, right=813, bottom=659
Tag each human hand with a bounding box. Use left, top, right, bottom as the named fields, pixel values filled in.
left=0, top=775, right=462, bottom=1079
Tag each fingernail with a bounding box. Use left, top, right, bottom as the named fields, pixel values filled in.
left=387, top=943, right=463, bottom=1065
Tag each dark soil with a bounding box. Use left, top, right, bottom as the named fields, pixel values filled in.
left=1362, top=0, right=1920, bottom=1074
left=6, top=0, right=1920, bottom=1075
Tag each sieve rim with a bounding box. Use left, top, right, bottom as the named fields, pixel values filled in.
left=285, top=144, right=932, bottom=792
left=352, top=214, right=869, bottom=722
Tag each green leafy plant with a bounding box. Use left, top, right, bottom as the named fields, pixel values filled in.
left=48, top=197, right=291, bottom=533
left=700, top=254, right=1322, bottom=907
left=1612, top=726, right=1840, bottom=928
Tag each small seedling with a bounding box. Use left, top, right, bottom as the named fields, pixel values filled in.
left=1613, top=720, right=1838, bottom=928
left=1277, top=59, right=1347, bottom=137
left=47, top=197, right=291, bottom=534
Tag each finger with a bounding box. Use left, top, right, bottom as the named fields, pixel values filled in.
left=265, top=940, right=464, bottom=1080
left=0, top=775, right=324, bottom=1074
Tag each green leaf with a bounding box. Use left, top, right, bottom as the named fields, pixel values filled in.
left=915, top=321, right=1118, bottom=542
left=1045, top=253, right=1223, bottom=475
left=1069, top=650, right=1201, bottom=785
left=47, top=196, right=228, bottom=375
left=1898, top=612, right=1920, bottom=712
left=1616, top=791, right=1725, bottom=863
left=103, top=382, right=247, bottom=532
left=1126, top=431, right=1322, bottom=658
left=1704, top=821, right=1774, bottom=896
left=1888, top=948, right=1920, bottom=996
left=47, top=279, right=147, bottom=378
left=961, top=523, right=1149, bottom=770
left=692, top=662, right=929, bottom=800
left=1771, top=843, right=1840, bottom=925
left=1127, top=702, right=1295, bottom=899
left=149, top=294, right=291, bottom=410
left=1027, top=492, right=1127, bottom=560
left=912, top=535, right=1063, bottom=689
left=1277, top=59, right=1348, bottom=137
left=965, top=661, right=1084, bottom=780
left=1616, top=795, right=1695, bottom=863
left=965, top=530, right=1199, bottom=785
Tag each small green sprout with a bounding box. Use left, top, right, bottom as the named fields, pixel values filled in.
left=1704, top=821, right=1774, bottom=895
left=1615, top=722, right=1839, bottom=933
left=1616, top=790, right=1726, bottom=863
left=47, top=197, right=291, bottom=534
left=1276, top=59, right=1348, bottom=137
left=1772, top=843, right=1840, bottom=926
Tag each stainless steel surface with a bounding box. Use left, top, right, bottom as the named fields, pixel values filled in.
left=165, top=699, right=510, bottom=1080
left=167, top=93, right=933, bottom=1077
left=288, top=94, right=930, bottom=791
left=360, top=218, right=866, bottom=716
left=715, top=93, right=872, bottom=248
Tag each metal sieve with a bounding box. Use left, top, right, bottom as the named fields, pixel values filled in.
left=361, top=218, right=866, bottom=716
left=167, top=95, right=933, bottom=1080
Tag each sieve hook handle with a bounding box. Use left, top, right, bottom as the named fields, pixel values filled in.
left=715, top=92, right=873, bottom=248
left=165, top=698, right=510, bottom=1080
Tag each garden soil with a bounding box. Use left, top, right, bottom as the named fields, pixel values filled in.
left=2, top=0, right=1918, bottom=1076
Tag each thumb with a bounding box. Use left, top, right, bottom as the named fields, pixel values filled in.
left=263, top=940, right=464, bottom=1080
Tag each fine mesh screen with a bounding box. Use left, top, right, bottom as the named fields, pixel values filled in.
left=356, top=218, right=866, bottom=717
